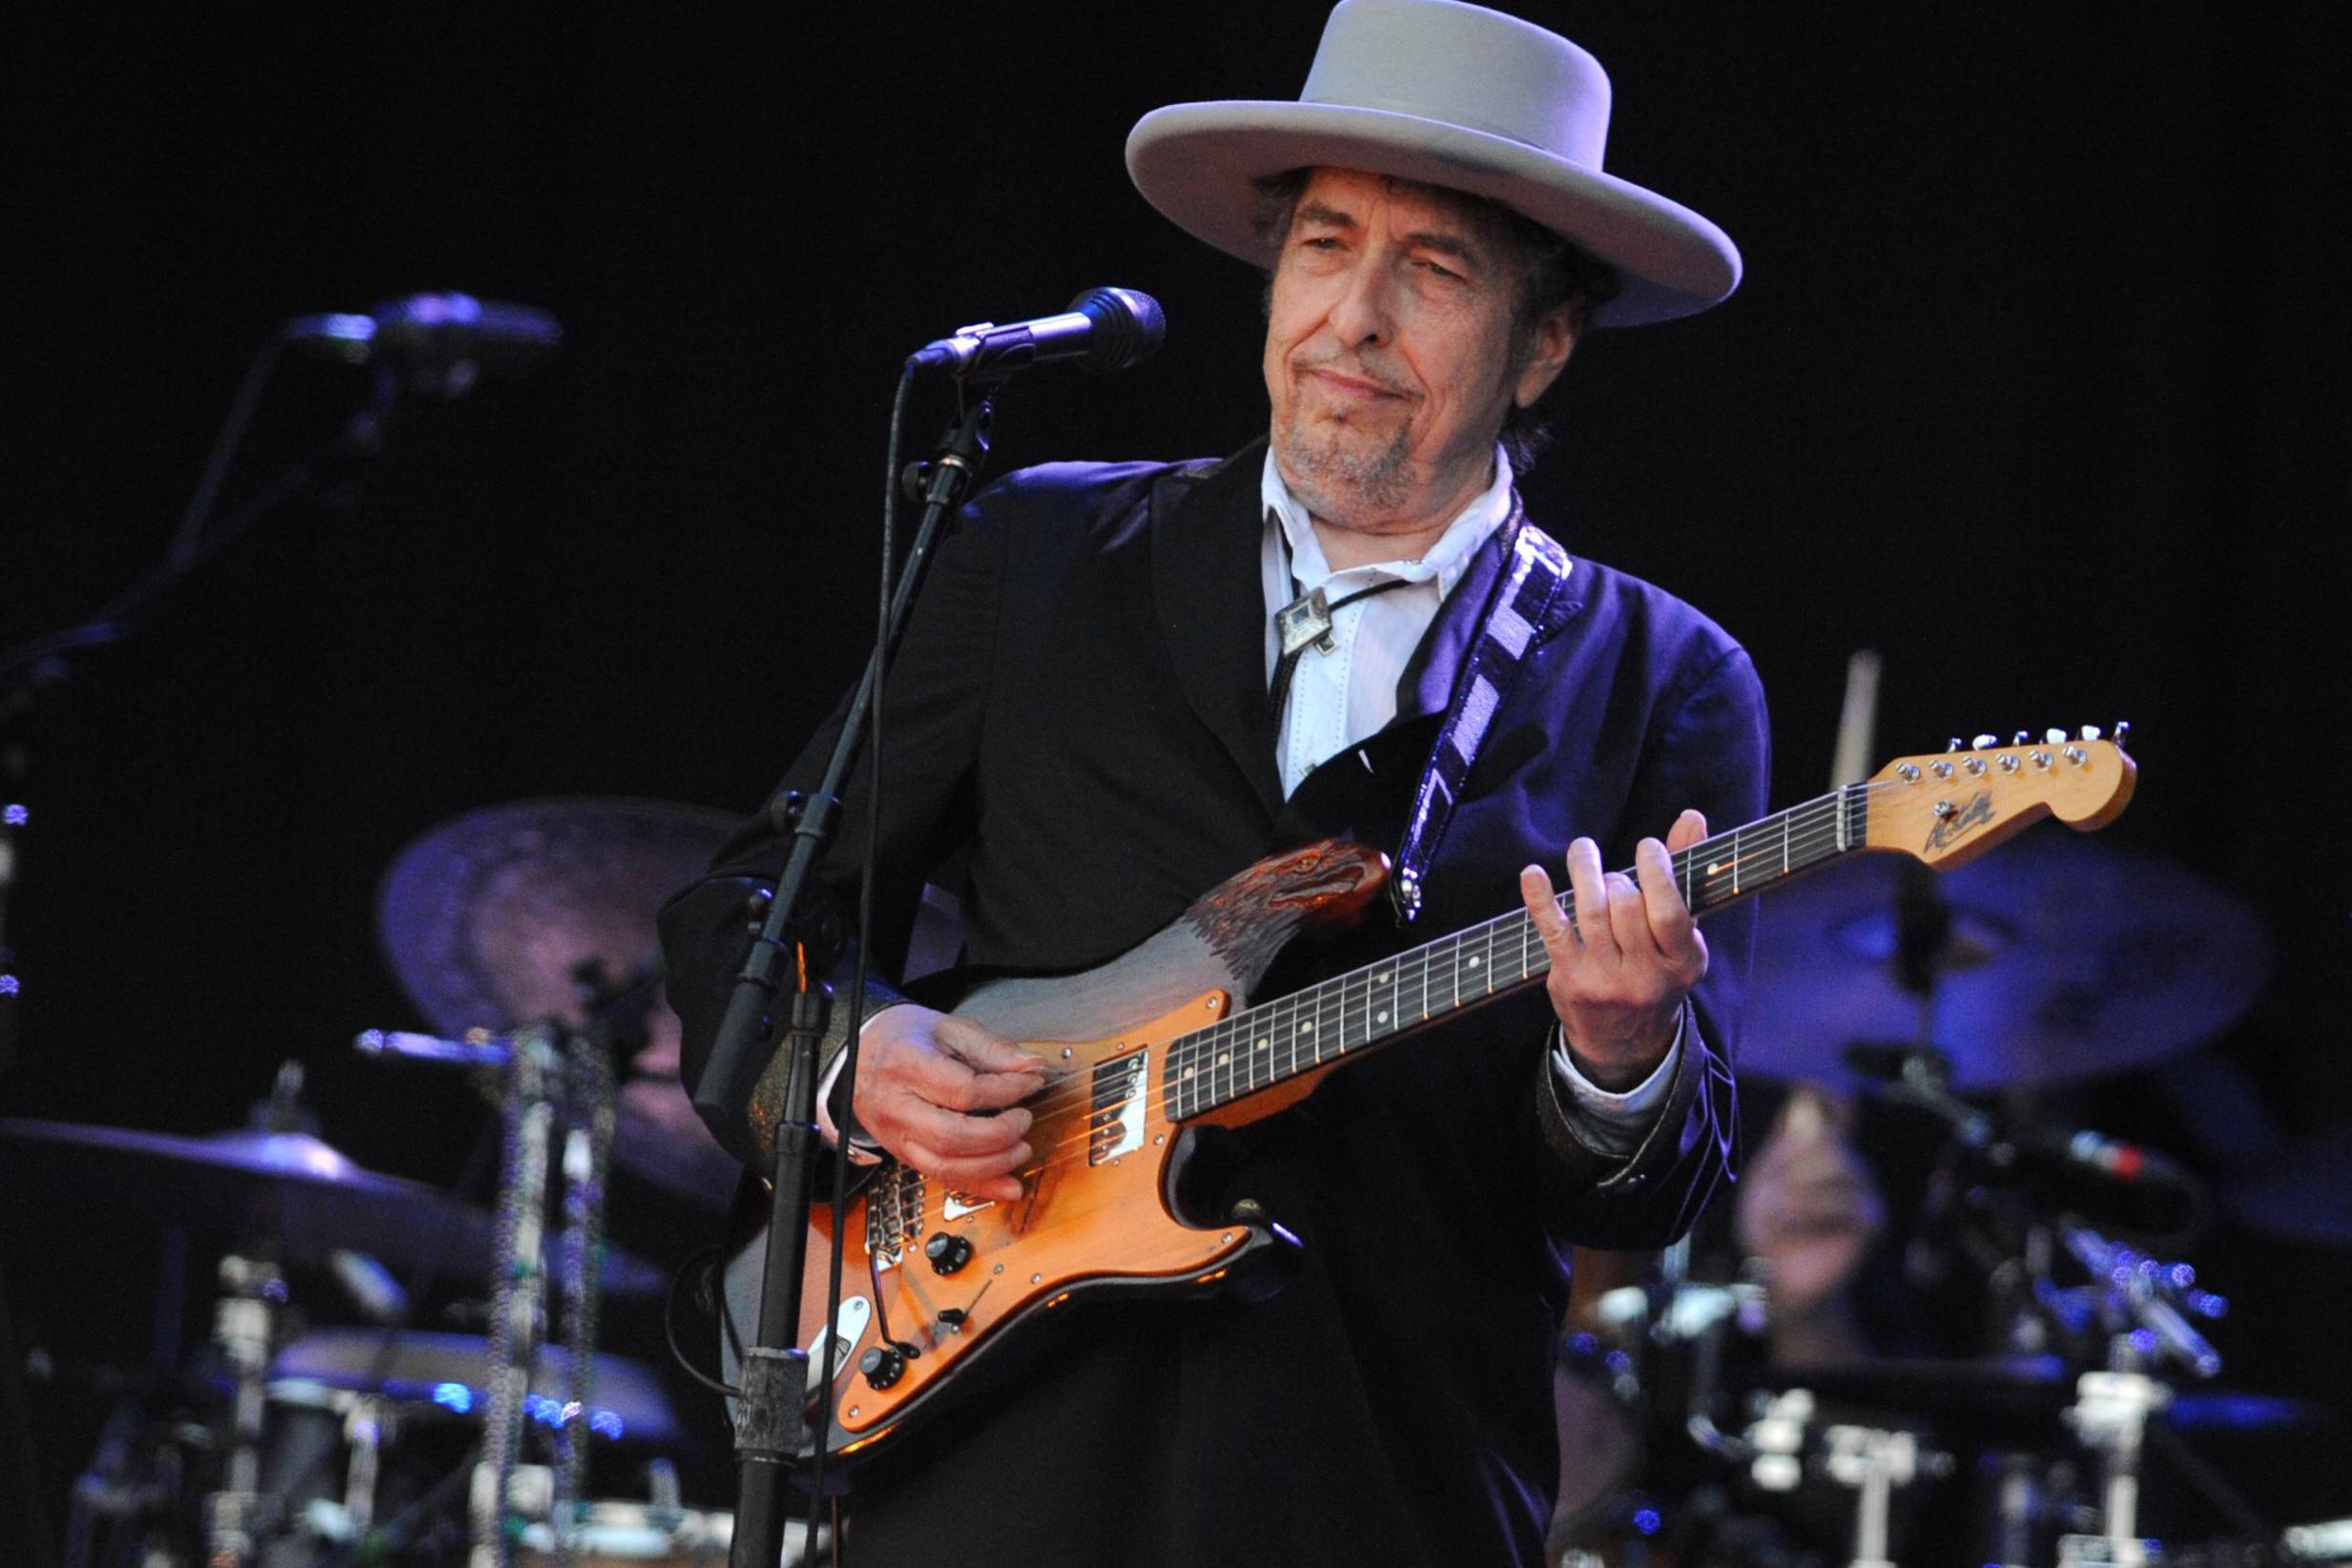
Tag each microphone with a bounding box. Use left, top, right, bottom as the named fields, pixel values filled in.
left=282, top=292, right=562, bottom=396
left=911, top=286, right=1165, bottom=380
left=1842, top=1040, right=2201, bottom=1231
left=2008, top=1125, right=2191, bottom=1190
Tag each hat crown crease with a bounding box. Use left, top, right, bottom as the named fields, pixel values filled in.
left=1300, top=0, right=1612, bottom=168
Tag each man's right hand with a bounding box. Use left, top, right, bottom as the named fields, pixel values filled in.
left=848, top=1006, right=1048, bottom=1202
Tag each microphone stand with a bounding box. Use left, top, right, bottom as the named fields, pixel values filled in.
left=694, top=381, right=995, bottom=1568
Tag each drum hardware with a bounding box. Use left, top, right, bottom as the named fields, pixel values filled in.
left=203, top=1248, right=288, bottom=1567
left=358, top=1019, right=621, bottom=1567
left=500, top=1456, right=791, bottom=1567
left=1743, top=1387, right=1952, bottom=1568
left=2282, top=1516, right=2352, bottom=1560
left=2040, top=1226, right=2230, bottom=1568
left=267, top=1329, right=683, bottom=1451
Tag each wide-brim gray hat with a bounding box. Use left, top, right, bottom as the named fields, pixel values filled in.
left=1125, top=0, right=1739, bottom=327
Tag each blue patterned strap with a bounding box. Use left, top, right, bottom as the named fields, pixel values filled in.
left=1392, top=503, right=1572, bottom=923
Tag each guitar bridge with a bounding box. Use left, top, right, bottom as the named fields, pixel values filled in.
left=1088, top=1050, right=1149, bottom=1166
left=864, top=1165, right=925, bottom=1270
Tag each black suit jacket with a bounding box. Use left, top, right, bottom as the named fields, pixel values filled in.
left=662, top=443, right=1770, bottom=1566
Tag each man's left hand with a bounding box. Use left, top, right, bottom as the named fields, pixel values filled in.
left=1519, top=808, right=1711, bottom=1091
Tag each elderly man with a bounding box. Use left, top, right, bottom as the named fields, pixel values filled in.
left=663, top=1, right=1768, bottom=1561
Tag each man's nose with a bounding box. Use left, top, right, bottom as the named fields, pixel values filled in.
left=1327, top=258, right=1393, bottom=347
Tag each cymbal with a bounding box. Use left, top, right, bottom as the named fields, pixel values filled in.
left=0, top=1118, right=662, bottom=1296
left=1737, top=834, right=2269, bottom=1090
left=270, top=1328, right=682, bottom=1446
left=376, top=796, right=745, bottom=1207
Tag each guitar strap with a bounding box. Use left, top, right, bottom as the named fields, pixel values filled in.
left=1391, top=496, right=1573, bottom=922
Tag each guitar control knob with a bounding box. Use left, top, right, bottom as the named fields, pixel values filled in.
left=924, top=1232, right=974, bottom=1276
left=858, top=1345, right=906, bottom=1390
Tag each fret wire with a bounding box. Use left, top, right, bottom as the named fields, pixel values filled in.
left=1289, top=987, right=1308, bottom=1085
left=1161, top=782, right=1902, bottom=1119
left=1223, top=1005, right=1242, bottom=1104
left=1313, top=977, right=1331, bottom=1064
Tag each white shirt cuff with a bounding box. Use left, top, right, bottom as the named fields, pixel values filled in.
left=1549, top=1008, right=1684, bottom=1159
left=814, top=1012, right=892, bottom=1165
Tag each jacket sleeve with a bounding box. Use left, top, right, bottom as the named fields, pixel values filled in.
left=658, top=505, right=1009, bottom=1171
left=1529, top=643, right=1770, bottom=1249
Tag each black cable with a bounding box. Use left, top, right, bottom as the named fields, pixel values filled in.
left=663, top=1248, right=740, bottom=1400
left=803, top=358, right=918, bottom=1557
left=169, top=336, right=285, bottom=569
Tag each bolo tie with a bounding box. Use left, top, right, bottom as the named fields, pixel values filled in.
left=1269, top=574, right=1414, bottom=719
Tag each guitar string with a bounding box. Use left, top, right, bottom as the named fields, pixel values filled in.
left=978, top=786, right=1875, bottom=1162
left=924, top=778, right=1902, bottom=1177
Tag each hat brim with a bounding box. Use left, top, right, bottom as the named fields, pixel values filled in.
left=1126, top=100, right=1739, bottom=327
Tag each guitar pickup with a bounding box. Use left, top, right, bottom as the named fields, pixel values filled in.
left=1088, top=1050, right=1149, bottom=1166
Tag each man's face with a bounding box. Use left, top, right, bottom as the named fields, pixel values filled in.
left=1263, top=167, right=1574, bottom=535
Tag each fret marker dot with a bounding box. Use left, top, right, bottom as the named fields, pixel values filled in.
left=1377, top=972, right=1392, bottom=983
left=1707, top=861, right=1723, bottom=875
left=1375, top=1010, right=1389, bottom=1024
left=1467, top=956, right=1481, bottom=969
left=1182, top=1065, right=1194, bottom=1080
left=1298, top=1021, right=1312, bottom=1034
left=1216, top=1051, right=1229, bottom=1066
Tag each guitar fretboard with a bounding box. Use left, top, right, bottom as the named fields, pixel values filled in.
left=1161, top=783, right=1869, bottom=1123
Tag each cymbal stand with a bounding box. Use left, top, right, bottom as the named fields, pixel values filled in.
left=2050, top=1225, right=2227, bottom=1568
left=552, top=1032, right=616, bottom=1553
left=473, top=1024, right=559, bottom=1568
left=1823, top=1423, right=1927, bottom=1568
left=202, top=1249, right=286, bottom=1568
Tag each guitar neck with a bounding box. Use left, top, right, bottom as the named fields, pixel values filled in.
left=1163, top=784, right=1870, bottom=1123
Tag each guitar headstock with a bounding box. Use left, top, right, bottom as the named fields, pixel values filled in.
left=1864, top=727, right=2136, bottom=870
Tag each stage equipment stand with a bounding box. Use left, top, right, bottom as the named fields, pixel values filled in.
left=691, top=382, right=996, bottom=1568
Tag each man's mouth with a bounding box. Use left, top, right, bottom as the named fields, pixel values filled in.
left=1299, top=363, right=1407, bottom=403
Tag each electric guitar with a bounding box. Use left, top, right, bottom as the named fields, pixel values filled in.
left=728, top=732, right=2135, bottom=1464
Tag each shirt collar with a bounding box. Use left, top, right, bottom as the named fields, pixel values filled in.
left=1261, top=445, right=1516, bottom=598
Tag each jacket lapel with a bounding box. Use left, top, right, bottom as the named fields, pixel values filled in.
left=1150, top=442, right=1287, bottom=821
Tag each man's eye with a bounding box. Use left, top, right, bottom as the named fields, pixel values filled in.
left=1417, top=258, right=1464, bottom=281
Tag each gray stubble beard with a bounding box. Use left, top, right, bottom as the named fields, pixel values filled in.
left=1270, top=407, right=1415, bottom=526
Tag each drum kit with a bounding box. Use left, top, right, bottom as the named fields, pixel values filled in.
left=1547, top=834, right=2352, bottom=1568
left=0, top=798, right=806, bottom=1567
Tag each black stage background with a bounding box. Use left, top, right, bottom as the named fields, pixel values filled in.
left=5, top=2, right=2349, bottom=1551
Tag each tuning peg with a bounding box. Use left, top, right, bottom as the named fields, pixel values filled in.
left=2115, top=720, right=2131, bottom=749
left=2079, top=725, right=2103, bottom=742
left=2013, top=731, right=2031, bottom=746
left=2045, top=729, right=2068, bottom=746
left=1970, top=733, right=1997, bottom=750
left=1948, top=737, right=1964, bottom=753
